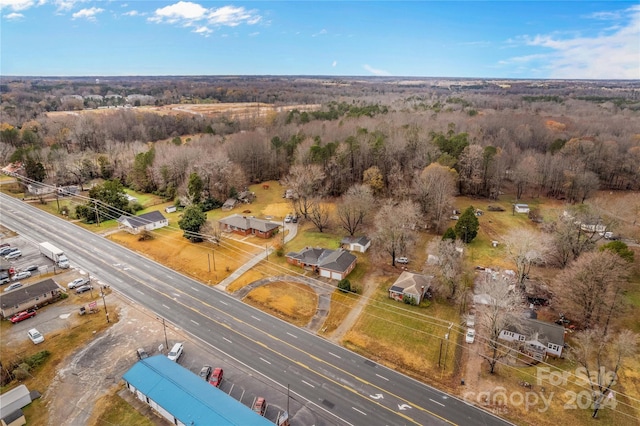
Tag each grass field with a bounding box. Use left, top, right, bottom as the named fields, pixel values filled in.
left=89, top=390, right=155, bottom=426
left=244, top=281, right=318, bottom=327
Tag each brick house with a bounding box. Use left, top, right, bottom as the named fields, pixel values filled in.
left=286, top=247, right=357, bottom=280
left=219, top=214, right=279, bottom=239
left=0, top=278, right=62, bottom=318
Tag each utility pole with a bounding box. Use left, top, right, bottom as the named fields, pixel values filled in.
left=94, top=199, right=101, bottom=227
left=212, top=249, right=216, bottom=271
left=100, top=287, right=109, bottom=323
left=161, top=318, right=168, bottom=350
left=208, top=253, right=211, bottom=273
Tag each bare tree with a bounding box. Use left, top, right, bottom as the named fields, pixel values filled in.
left=476, top=273, right=524, bottom=374
left=425, top=238, right=465, bottom=300
left=284, top=164, right=325, bottom=219
left=336, top=184, right=374, bottom=236
left=307, top=198, right=331, bottom=233
left=373, top=200, right=420, bottom=266
left=413, top=163, right=458, bottom=232
left=554, top=251, right=630, bottom=330
left=503, top=228, right=551, bottom=290
left=569, top=327, right=638, bottom=418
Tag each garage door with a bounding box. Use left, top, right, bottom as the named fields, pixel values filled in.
left=331, top=271, right=342, bottom=280
left=320, top=269, right=331, bottom=278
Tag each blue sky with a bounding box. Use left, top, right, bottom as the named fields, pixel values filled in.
left=1, top=1, right=639, bottom=78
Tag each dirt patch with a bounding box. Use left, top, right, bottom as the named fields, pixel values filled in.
left=243, top=281, right=318, bottom=327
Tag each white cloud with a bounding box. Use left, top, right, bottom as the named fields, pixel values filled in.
left=122, top=10, right=141, bottom=17
left=332, top=60, right=337, bottom=67
left=208, top=5, right=260, bottom=27
left=149, top=1, right=261, bottom=30
left=193, top=25, right=211, bottom=36
left=4, top=11, right=24, bottom=19
left=72, top=6, right=103, bottom=21
left=149, top=1, right=207, bottom=23
left=312, top=28, right=327, bottom=37
left=507, top=5, right=640, bottom=79
left=0, top=0, right=34, bottom=11
left=363, top=64, right=390, bottom=76
left=54, top=0, right=86, bottom=12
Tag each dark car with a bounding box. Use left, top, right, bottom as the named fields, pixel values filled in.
left=10, top=309, right=37, bottom=323
left=209, top=367, right=223, bottom=387
left=75, top=284, right=93, bottom=294
left=252, top=397, right=266, bottom=416
left=23, top=265, right=39, bottom=272
left=136, top=348, right=149, bottom=360
left=199, top=365, right=212, bottom=381
left=0, top=247, right=16, bottom=256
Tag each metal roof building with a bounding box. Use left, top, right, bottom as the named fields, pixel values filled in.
left=122, top=355, right=272, bottom=426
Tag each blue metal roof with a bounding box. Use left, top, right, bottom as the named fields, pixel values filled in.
left=122, top=355, right=273, bottom=426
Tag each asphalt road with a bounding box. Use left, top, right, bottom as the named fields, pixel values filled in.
left=0, top=193, right=513, bottom=426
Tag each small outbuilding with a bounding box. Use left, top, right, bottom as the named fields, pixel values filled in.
left=0, top=385, right=31, bottom=426
left=340, top=236, right=371, bottom=253
left=117, top=211, right=168, bottom=235
left=222, top=198, right=238, bottom=211
left=514, top=204, right=530, bottom=214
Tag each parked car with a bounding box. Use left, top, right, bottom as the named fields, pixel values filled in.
left=395, top=257, right=409, bottom=264
left=291, top=215, right=298, bottom=223
left=0, top=276, right=10, bottom=285
left=67, top=277, right=88, bottom=289
left=466, top=328, right=476, bottom=344
left=27, top=328, right=45, bottom=344
left=0, top=247, right=17, bottom=256
left=136, top=348, right=149, bottom=360
left=12, top=271, right=31, bottom=281
left=167, top=342, right=184, bottom=362
left=75, top=284, right=93, bottom=294
left=209, top=367, right=223, bottom=387
left=4, top=282, right=23, bottom=292
left=4, top=250, right=22, bottom=260
left=10, top=309, right=37, bottom=323
left=284, top=214, right=292, bottom=223
left=22, top=265, right=39, bottom=272
left=199, top=365, right=212, bottom=381
left=252, top=397, right=266, bottom=416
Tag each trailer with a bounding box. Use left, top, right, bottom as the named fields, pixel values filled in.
left=39, top=242, right=70, bottom=269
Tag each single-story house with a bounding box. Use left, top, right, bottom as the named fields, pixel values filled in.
left=340, top=236, right=371, bottom=253
left=122, top=356, right=272, bottom=426
left=221, top=198, right=237, bottom=211
left=219, top=214, right=279, bottom=239
left=286, top=247, right=357, bottom=280
left=388, top=271, right=433, bottom=305
left=0, top=385, right=31, bottom=426
left=117, top=211, right=168, bottom=235
left=499, top=316, right=565, bottom=359
left=0, top=279, right=62, bottom=318
left=514, top=204, right=530, bottom=214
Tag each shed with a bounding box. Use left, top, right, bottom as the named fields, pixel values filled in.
left=222, top=198, right=238, bottom=211
left=514, top=204, right=530, bottom=214
left=0, top=385, right=31, bottom=426
left=122, top=355, right=272, bottom=426
left=340, top=236, right=371, bottom=253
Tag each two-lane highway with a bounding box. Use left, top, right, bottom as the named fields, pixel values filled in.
left=1, top=193, right=513, bottom=426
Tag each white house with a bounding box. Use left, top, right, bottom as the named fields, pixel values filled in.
left=117, top=211, right=168, bottom=234
left=499, top=317, right=565, bottom=359
left=514, top=204, right=530, bottom=214
left=340, top=236, right=371, bottom=253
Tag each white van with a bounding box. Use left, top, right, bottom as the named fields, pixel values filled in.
left=167, top=343, right=184, bottom=362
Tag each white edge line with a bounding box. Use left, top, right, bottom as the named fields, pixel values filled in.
left=429, top=398, right=445, bottom=407
left=352, top=407, right=367, bottom=415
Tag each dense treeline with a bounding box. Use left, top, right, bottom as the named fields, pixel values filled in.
left=1, top=77, right=639, bottom=209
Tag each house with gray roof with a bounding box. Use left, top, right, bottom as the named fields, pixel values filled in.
left=388, top=271, right=433, bottom=305
left=286, top=247, right=357, bottom=280
left=340, top=236, right=371, bottom=253
left=117, top=211, right=168, bottom=235
left=219, top=214, right=279, bottom=239
left=0, top=278, right=62, bottom=318
left=499, top=314, right=565, bottom=359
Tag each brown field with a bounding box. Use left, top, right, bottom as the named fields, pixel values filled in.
left=243, top=281, right=318, bottom=327
left=44, top=102, right=321, bottom=120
